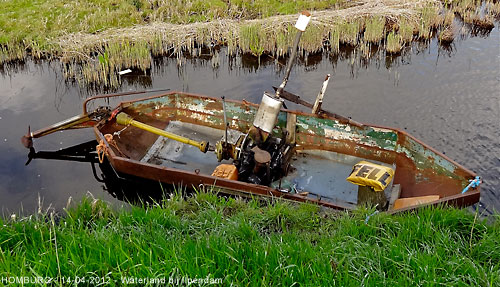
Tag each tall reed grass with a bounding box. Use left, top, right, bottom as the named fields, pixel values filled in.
left=386, top=31, right=403, bottom=53
left=364, top=17, right=386, bottom=44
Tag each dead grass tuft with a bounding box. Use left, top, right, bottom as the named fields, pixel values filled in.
left=438, top=27, right=455, bottom=44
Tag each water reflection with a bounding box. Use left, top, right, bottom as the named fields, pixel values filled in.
left=26, top=141, right=174, bottom=205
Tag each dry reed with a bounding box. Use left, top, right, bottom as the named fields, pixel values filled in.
left=463, top=12, right=495, bottom=29
left=438, top=27, right=455, bottom=44
left=488, top=1, right=500, bottom=18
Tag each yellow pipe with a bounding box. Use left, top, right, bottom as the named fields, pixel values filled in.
left=116, top=112, right=208, bottom=153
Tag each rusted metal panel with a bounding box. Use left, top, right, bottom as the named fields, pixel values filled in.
left=124, top=93, right=257, bottom=133
left=396, top=132, right=468, bottom=181
left=294, top=115, right=398, bottom=151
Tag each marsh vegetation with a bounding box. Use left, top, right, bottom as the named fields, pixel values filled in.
left=1, top=0, right=498, bottom=88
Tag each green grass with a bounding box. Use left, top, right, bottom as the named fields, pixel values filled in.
left=0, top=0, right=140, bottom=47
left=339, top=20, right=360, bottom=45
left=0, top=0, right=342, bottom=88
left=397, top=17, right=416, bottom=44
left=239, top=24, right=266, bottom=57
left=1, top=192, right=498, bottom=286
left=0, top=0, right=341, bottom=47
left=418, top=5, right=441, bottom=39
left=386, top=31, right=403, bottom=54
left=364, top=16, right=386, bottom=43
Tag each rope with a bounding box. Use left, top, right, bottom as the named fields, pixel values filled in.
left=96, top=133, right=126, bottom=163
left=364, top=210, right=379, bottom=224
left=113, top=125, right=128, bottom=138
left=462, top=176, right=481, bottom=194
left=96, top=139, right=107, bottom=164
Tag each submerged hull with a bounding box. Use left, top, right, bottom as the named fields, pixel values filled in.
left=94, top=92, right=480, bottom=212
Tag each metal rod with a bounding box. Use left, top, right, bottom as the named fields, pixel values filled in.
left=272, top=86, right=312, bottom=108
left=222, top=96, right=228, bottom=145
left=31, top=114, right=93, bottom=138
left=21, top=113, right=95, bottom=148
left=116, top=112, right=208, bottom=153
left=312, top=74, right=330, bottom=114
left=276, top=31, right=302, bottom=98
left=272, top=86, right=364, bottom=127
left=21, top=107, right=112, bottom=148
left=275, top=11, right=311, bottom=98
left=83, top=88, right=170, bottom=114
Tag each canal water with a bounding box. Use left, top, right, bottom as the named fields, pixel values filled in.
left=1, top=28, right=498, bottom=215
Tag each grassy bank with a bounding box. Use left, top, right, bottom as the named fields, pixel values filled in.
left=0, top=0, right=343, bottom=59
left=1, top=0, right=498, bottom=89
left=1, top=193, right=499, bottom=286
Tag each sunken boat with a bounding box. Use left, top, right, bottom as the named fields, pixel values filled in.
left=21, top=12, right=480, bottom=213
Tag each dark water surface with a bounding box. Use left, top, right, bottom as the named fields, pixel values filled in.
left=1, top=29, right=498, bottom=215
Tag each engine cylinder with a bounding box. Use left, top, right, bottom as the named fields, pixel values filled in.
left=252, top=93, right=283, bottom=134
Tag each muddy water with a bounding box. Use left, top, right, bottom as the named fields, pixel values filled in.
left=1, top=28, right=498, bottom=215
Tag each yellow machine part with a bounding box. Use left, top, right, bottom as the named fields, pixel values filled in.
left=212, top=164, right=238, bottom=181
left=346, top=161, right=395, bottom=192
left=116, top=112, right=208, bottom=153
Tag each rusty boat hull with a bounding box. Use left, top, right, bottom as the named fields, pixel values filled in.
left=93, top=91, right=480, bottom=213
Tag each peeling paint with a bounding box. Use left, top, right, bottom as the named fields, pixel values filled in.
left=122, top=92, right=474, bottom=201
left=324, top=128, right=356, bottom=141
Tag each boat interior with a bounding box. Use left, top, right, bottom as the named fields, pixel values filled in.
left=96, top=92, right=476, bottom=210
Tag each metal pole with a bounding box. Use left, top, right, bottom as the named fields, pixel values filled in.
left=276, top=31, right=302, bottom=98
left=312, top=74, right=331, bottom=114
left=116, top=112, right=209, bottom=153
left=83, top=88, right=170, bottom=114
left=222, top=96, right=228, bottom=144
left=275, top=11, right=311, bottom=99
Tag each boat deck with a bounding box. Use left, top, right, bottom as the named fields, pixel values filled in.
left=284, top=150, right=392, bottom=205
left=140, top=121, right=229, bottom=175
left=139, top=121, right=393, bottom=205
